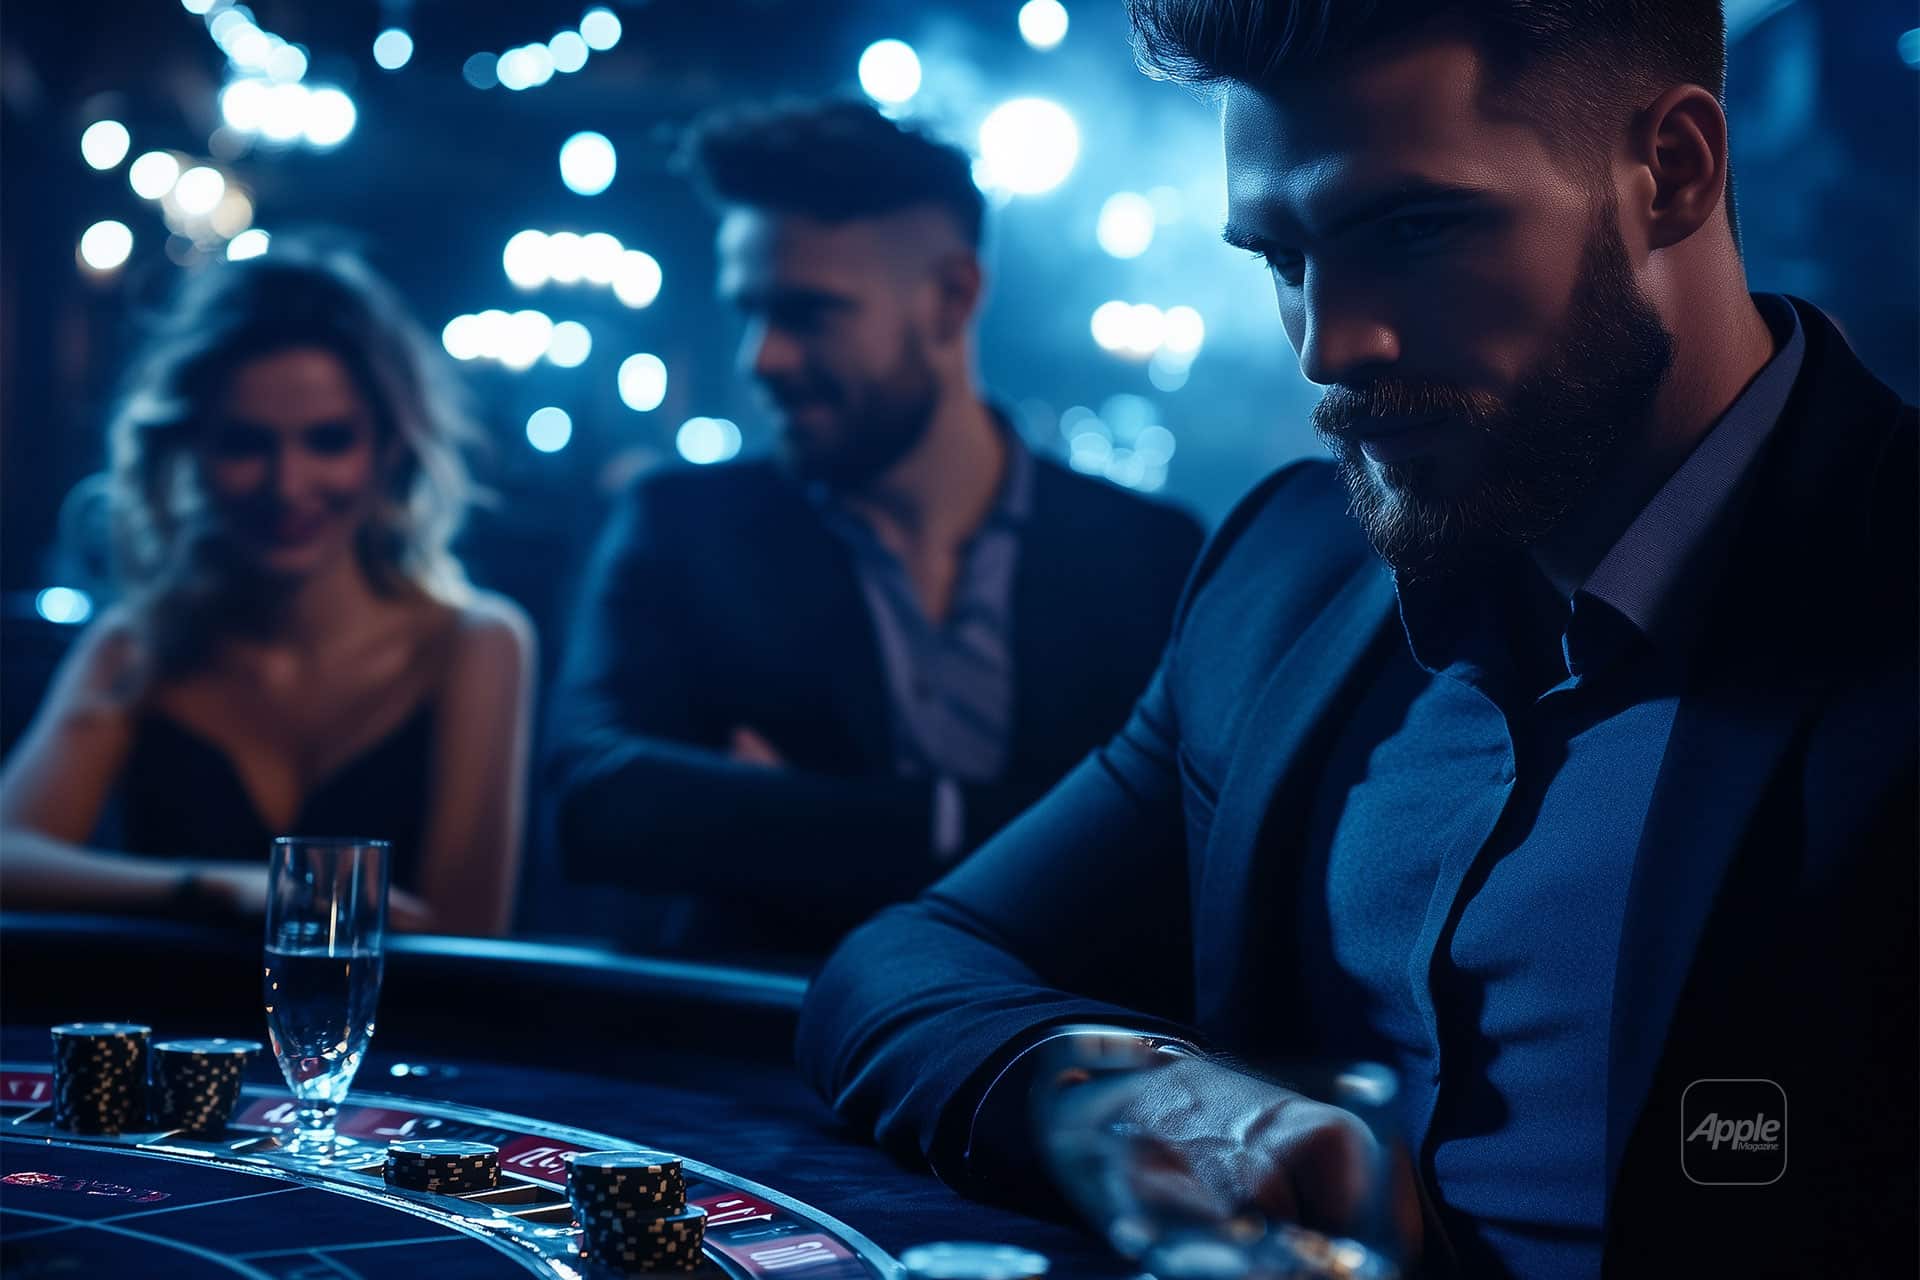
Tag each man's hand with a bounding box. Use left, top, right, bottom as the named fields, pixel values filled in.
left=728, top=726, right=786, bottom=768
left=1036, top=1054, right=1420, bottom=1266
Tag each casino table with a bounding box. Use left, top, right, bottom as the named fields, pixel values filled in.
left=0, top=913, right=1134, bottom=1279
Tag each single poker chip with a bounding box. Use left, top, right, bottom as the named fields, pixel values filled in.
left=152, top=1037, right=260, bottom=1056
left=571, top=1183, right=684, bottom=1211
left=899, top=1242, right=1052, bottom=1280
left=567, top=1151, right=681, bottom=1178
left=52, top=1022, right=152, bottom=1040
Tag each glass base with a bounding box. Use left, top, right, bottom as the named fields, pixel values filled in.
left=278, top=1130, right=365, bottom=1165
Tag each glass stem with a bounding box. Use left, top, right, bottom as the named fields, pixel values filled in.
left=294, top=1099, right=337, bottom=1150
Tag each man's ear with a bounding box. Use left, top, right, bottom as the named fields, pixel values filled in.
left=929, top=250, right=984, bottom=344
left=1632, top=83, right=1730, bottom=251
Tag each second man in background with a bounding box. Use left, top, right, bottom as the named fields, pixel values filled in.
left=548, top=101, right=1203, bottom=964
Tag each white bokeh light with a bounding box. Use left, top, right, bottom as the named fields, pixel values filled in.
left=526, top=406, right=573, bottom=453
left=612, top=250, right=662, bottom=308
left=36, top=587, right=94, bottom=625
left=1018, top=0, right=1070, bottom=50
left=580, top=8, right=622, bottom=51
left=267, top=43, right=309, bottom=83
left=302, top=88, right=357, bottom=147
left=219, top=79, right=270, bottom=132
left=227, top=24, right=274, bottom=72
left=128, top=151, right=181, bottom=200
left=260, top=83, right=311, bottom=142
left=79, top=220, right=134, bottom=272
left=677, top=417, right=742, bottom=466
left=618, top=354, right=669, bottom=412
left=550, top=30, right=589, bottom=73
left=1134, top=424, right=1177, bottom=465
left=1096, top=192, right=1156, bottom=259
left=559, top=131, right=616, bottom=196
left=547, top=320, right=592, bottom=367
left=858, top=40, right=922, bottom=105
left=501, top=309, right=555, bottom=370
left=442, top=314, right=483, bottom=361
left=210, top=189, right=253, bottom=237
left=1090, top=300, right=1132, bottom=352
left=503, top=229, right=550, bottom=289
left=977, top=98, right=1079, bottom=196
left=546, top=232, right=586, bottom=284
left=473, top=309, right=513, bottom=360
left=580, top=231, right=624, bottom=285
left=227, top=228, right=271, bottom=261
left=1124, top=303, right=1167, bottom=358
left=373, top=29, right=414, bottom=70
left=81, top=120, right=131, bottom=170
left=172, top=166, right=226, bottom=216
left=1163, top=305, right=1206, bottom=356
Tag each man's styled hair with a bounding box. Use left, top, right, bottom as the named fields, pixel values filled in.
left=1128, top=0, right=1736, bottom=241
left=682, top=99, right=985, bottom=249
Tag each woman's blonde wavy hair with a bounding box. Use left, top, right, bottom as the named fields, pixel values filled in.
left=105, top=242, right=477, bottom=673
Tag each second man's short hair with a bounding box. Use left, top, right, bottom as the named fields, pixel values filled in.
left=681, top=99, right=985, bottom=249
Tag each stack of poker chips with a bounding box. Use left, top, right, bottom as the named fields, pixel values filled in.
left=51, top=1022, right=150, bottom=1134
left=384, top=1140, right=503, bottom=1194
left=147, top=1038, right=260, bottom=1135
left=568, top=1151, right=707, bottom=1272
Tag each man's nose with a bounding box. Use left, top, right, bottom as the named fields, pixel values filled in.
left=1294, top=268, right=1401, bottom=387
left=741, top=321, right=805, bottom=382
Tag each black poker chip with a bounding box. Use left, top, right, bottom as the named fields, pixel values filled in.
left=385, top=1140, right=501, bottom=1193
left=50, top=1023, right=151, bottom=1134
left=579, top=1205, right=707, bottom=1272
left=568, top=1152, right=685, bottom=1206
left=146, top=1038, right=258, bottom=1133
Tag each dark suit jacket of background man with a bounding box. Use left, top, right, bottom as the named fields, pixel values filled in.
left=797, top=298, right=1917, bottom=1276
left=548, top=452, right=1205, bottom=961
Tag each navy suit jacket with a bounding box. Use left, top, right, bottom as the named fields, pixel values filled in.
left=548, top=455, right=1204, bottom=959
left=797, top=298, right=1917, bottom=1275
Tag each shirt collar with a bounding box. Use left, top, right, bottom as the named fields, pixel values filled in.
left=1397, top=294, right=1805, bottom=684
left=1574, top=293, right=1804, bottom=656
left=809, top=404, right=1035, bottom=546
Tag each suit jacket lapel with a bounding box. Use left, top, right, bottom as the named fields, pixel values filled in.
left=1602, top=661, right=1817, bottom=1192
left=1603, top=295, right=1896, bottom=1197
left=1195, top=561, right=1401, bottom=1043
left=1007, top=465, right=1085, bottom=777
left=754, top=489, right=894, bottom=770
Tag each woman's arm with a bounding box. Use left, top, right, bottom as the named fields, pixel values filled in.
left=0, top=613, right=213, bottom=913
left=413, top=593, right=536, bottom=937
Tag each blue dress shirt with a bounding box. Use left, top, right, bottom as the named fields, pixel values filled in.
left=814, top=425, right=1035, bottom=854
left=1294, top=296, right=1805, bottom=1278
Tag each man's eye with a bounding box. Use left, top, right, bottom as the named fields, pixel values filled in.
left=1382, top=213, right=1465, bottom=246
left=303, top=424, right=359, bottom=455
left=1251, top=249, right=1304, bottom=286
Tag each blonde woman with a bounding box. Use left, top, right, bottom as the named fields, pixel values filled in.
left=0, top=245, right=533, bottom=936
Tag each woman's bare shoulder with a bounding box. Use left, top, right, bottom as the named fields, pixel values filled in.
left=420, top=590, right=535, bottom=675
left=51, top=605, right=156, bottom=715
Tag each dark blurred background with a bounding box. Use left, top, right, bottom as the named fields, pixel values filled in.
left=3, top=0, right=1914, bottom=928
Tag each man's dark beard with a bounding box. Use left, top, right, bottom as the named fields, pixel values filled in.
left=779, top=334, right=939, bottom=491
left=1311, top=210, right=1674, bottom=580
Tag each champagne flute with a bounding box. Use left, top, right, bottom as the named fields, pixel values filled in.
left=262, top=837, right=389, bottom=1162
